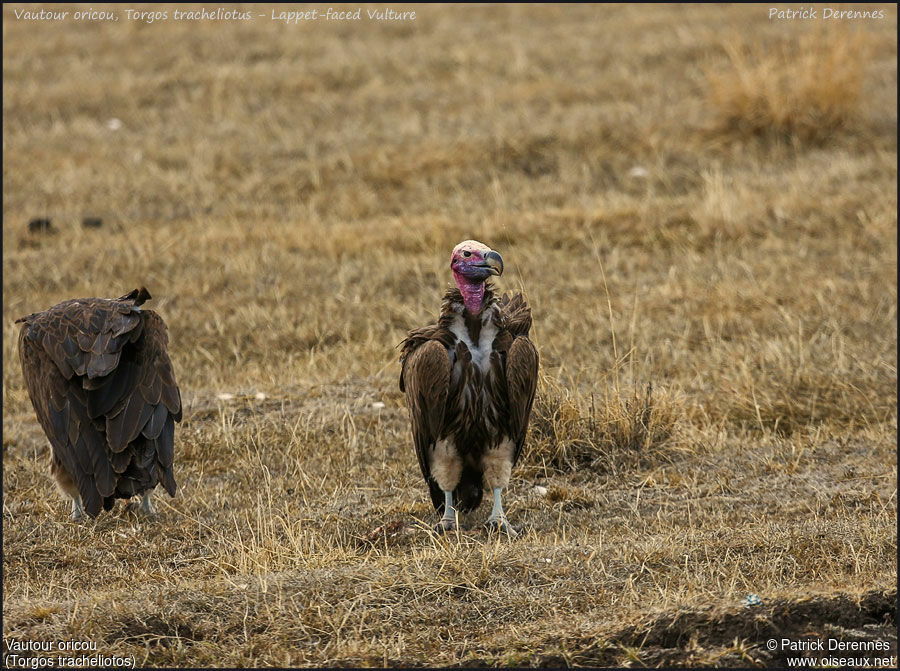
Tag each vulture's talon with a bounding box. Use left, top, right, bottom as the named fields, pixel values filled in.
left=484, top=518, right=518, bottom=537
left=434, top=519, right=458, bottom=534
left=123, top=497, right=156, bottom=518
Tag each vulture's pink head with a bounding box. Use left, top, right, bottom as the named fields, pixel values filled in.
left=450, top=240, right=503, bottom=314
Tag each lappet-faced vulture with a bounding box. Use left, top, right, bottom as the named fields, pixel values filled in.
left=16, top=288, right=181, bottom=520
left=400, top=241, right=538, bottom=535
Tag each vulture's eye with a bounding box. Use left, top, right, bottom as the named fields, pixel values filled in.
left=463, top=251, right=472, bottom=258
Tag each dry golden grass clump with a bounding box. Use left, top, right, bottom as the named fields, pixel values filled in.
left=2, top=3, right=897, bottom=668
left=525, top=376, right=683, bottom=477
left=706, top=27, right=870, bottom=142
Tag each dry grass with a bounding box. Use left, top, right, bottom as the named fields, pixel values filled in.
left=3, top=3, right=897, bottom=668
left=706, top=26, right=870, bottom=142
left=525, top=377, right=683, bottom=477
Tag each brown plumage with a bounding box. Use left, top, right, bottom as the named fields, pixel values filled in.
left=16, top=288, right=181, bottom=519
left=400, top=240, right=538, bottom=535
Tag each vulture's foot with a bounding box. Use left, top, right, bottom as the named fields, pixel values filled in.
left=484, top=488, right=517, bottom=536
left=139, top=492, right=157, bottom=516
left=434, top=518, right=459, bottom=534
left=69, top=498, right=85, bottom=522
left=123, top=493, right=157, bottom=519
left=484, top=517, right=518, bottom=537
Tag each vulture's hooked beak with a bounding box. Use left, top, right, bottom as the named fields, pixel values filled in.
left=480, top=250, right=504, bottom=276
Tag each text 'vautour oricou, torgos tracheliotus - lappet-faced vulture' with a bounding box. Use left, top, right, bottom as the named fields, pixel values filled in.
left=399, top=240, right=539, bottom=536
left=16, top=287, right=181, bottom=520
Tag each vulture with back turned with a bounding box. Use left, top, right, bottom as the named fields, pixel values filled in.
left=16, top=288, right=181, bottom=520
left=400, top=240, right=539, bottom=535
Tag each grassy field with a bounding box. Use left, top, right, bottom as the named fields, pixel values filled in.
left=2, top=3, right=897, bottom=668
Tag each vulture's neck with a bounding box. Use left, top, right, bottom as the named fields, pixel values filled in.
left=453, top=274, right=486, bottom=315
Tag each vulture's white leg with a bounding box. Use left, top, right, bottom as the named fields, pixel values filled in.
left=140, top=491, right=156, bottom=516
left=482, top=439, right=517, bottom=536
left=485, top=487, right=516, bottom=536
left=431, top=439, right=462, bottom=532
left=70, top=497, right=84, bottom=522
left=436, top=490, right=459, bottom=533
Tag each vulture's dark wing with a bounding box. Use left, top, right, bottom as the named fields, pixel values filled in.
left=502, top=294, right=538, bottom=466
left=17, top=296, right=181, bottom=516
left=400, top=339, right=450, bottom=487
left=506, top=337, right=538, bottom=465
left=104, top=309, right=181, bottom=498
left=18, top=328, right=109, bottom=515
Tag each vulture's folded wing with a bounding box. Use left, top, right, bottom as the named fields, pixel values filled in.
left=103, top=310, right=180, bottom=496
left=506, top=336, right=539, bottom=466
left=18, top=327, right=111, bottom=516
left=400, top=339, right=451, bottom=484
